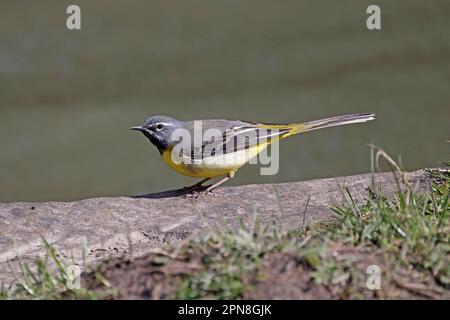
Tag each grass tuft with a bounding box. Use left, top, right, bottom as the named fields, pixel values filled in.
left=1, top=238, right=100, bottom=300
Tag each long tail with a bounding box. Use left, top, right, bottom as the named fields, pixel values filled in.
left=285, top=112, right=375, bottom=137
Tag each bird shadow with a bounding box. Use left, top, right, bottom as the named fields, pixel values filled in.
left=130, top=185, right=210, bottom=199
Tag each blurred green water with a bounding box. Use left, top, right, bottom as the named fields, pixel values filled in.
left=0, top=0, right=449, bottom=202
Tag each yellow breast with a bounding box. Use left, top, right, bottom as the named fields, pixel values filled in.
left=161, top=142, right=269, bottom=178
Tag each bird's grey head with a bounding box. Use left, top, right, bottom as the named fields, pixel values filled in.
left=131, top=115, right=183, bottom=153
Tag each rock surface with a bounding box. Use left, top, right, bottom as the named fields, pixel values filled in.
left=0, top=170, right=430, bottom=285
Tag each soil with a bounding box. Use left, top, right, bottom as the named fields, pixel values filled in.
left=82, top=243, right=448, bottom=300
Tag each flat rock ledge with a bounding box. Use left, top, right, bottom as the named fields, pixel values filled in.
left=0, top=170, right=431, bottom=285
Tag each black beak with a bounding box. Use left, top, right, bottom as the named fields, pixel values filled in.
left=130, top=125, right=147, bottom=132
left=131, top=125, right=154, bottom=141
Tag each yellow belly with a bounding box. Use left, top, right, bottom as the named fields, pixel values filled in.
left=161, top=143, right=269, bottom=178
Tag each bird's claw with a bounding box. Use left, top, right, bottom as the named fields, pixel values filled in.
left=182, top=188, right=218, bottom=199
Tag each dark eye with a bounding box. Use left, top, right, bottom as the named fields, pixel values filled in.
left=156, top=123, right=164, bottom=130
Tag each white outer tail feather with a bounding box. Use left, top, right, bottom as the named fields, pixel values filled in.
left=297, top=113, right=375, bottom=133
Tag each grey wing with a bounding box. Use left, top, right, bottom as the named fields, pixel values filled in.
left=177, top=119, right=290, bottom=162
left=199, top=121, right=290, bottom=160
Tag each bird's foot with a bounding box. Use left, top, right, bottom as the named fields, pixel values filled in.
left=179, top=184, right=206, bottom=194
left=182, top=186, right=219, bottom=199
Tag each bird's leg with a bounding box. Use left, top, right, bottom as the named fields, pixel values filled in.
left=181, top=177, right=211, bottom=194
left=199, top=172, right=235, bottom=196
left=184, top=172, right=235, bottom=198
left=190, top=177, right=211, bottom=188
left=204, top=176, right=230, bottom=193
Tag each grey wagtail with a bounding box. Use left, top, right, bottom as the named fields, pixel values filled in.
left=131, top=113, right=375, bottom=194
